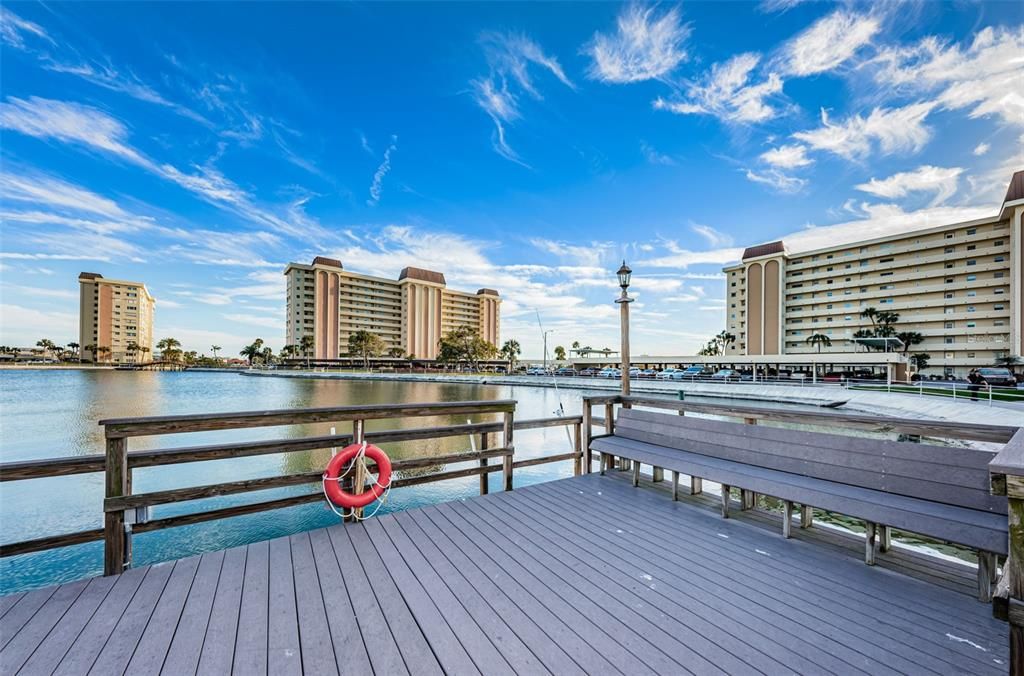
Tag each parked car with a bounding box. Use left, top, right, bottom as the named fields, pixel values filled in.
left=578, top=367, right=599, bottom=377
left=711, top=369, right=738, bottom=381
left=555, top=367, right=577, bottom=377
left=597, top=367, right=621, bottom=378
left=679, top=366, right=706, bottom=379
left=977, top=367, right=1016, bottom=388
left=525, top=367, right=547, bottom=376
left=656, top=367, right=683, bottom=380
left=627, top=367, right=641, bottom=378
left=639, top=369, right=658, bottom=379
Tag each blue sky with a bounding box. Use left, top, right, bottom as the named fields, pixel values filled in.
left=1, top=1, right=1021, bottom=358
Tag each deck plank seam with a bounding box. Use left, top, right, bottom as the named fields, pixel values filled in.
left=80, top=563, right=165, bottom=674
left=216, top=544, right=247, bottom=676
left=0, top=578, right=89, bottom=674
left=296, top=532, right=340, bottom=676
left=521, top=480, right=985, bottom=673
left=130, top=555, right=202, bottom=674
left=184, top=548, right=228, bottom=676
left=307, top=529, right=372, bottom=674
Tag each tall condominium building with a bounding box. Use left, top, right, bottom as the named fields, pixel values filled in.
left=283, top=257, right=500, bottom=360
left=78, top=273, right=156, bottom=364
left=722, top=171, right=1024, bottom=377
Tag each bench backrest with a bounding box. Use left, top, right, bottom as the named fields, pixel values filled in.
left=613, top=408, right=1007, bottom=515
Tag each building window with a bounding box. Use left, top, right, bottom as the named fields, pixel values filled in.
left=967, top=228, right=976, bottom=235
left=968, top=305, right=976, bottom=312
left=944, top=247, right=954, bottom=254
left=945, top=263, right=954, bottom=269
left=966, top=259, right=977, bottom=266
left=945, top=337, right=955, bottom=344
left=968, top=291, right=977, bottom=297
left=966, top=275, right=976, bottom=281
left=967, top=245, right=976, bottom=251
left=945, top=233, right=954, bottom=239
left=945, top=292, right=954, bottom=299
left=966, top=322, right=976, bottom=328
left=945, top=322, right=954, bottom=329
left=995, top=304, right=1005, bottom=311
left=995, top=321, right=1005, bottom=326
left=995, top=288, right=1005, bottom=294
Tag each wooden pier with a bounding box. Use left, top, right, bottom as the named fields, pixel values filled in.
left=1, top=396, right=1022, bottom=674
left=0, top=472, right=1010, bottom=675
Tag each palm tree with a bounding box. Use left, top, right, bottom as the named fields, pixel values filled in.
left=804, top=333, right=831, bottom=353
left=96, top=345, right=112, bottom=363
left=156, top=337, right=182, bottom=362
left=500, top=339, right=521, bottom=372
left=36, top=339, right=56, bottom=359
left=240, top=338, right=264, bottom=366
left=910, top=353, right=931, bottom=372
left=554, top=345, right=566, bottom=361
left=571, top=340, right=580, bottom=356
left=125, top=340, right=140, bottom=364
left=137, top=346, right=150, bottom=363
left=83, top=344, right=97, bottom=363
left=210, top=345, right=221, bottom=361
left=896, top=331, right=924, bottom=355
left=859, top=307, right=879, bottom=330
left=347, top=330, right=385, bottom=369
left=260, top=346, right=274, bottom=365
left=300, top=334, right=315, bottom=369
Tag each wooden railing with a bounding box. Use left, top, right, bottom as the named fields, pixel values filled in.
left=0, top=400, right=584, bottom=576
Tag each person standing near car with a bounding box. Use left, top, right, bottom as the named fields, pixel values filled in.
left=967, top=369, right=984, bottom=400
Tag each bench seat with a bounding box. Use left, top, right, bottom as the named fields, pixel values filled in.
left=591, top=435, right=1008, bottom=556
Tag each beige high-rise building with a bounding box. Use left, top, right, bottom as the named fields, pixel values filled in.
left=78, top=273, right=156, bottom=364
left=723, top=170, right=1024, bottom=377
left=283, top=257, right=500, bottom=360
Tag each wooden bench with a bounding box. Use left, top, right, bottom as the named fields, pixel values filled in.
left=591, top=408, right=1017, bottom=602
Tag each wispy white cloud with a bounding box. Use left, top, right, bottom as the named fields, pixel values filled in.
left=640, top=140, right=675, bottom=165
left=654, top=53, right=784, bottom=123
left=781, top=10, right=881, bottom=76
left=367, top=135, right=398, bottom=206
left=973, top=142, right=991, bottom=157
left=638, top=239, right=743, bottom=269
left=471, top=33, right=572, bottom=165
left=0, top=304, right=77, bottom=346
left=585, top=5, right=690, bottom=84
left=744, top=168, right=807, bottom=193
left=2, top=284, right=76, bottom=300
left=759, top=143, right=813, bottom=169
left=691, top=223, right=734, bottom=248
left=223, top=313, right=281, bottom=329
left=0, top=7, right=53, bottom=50
left=792, top=102, right=934, bottom=160
left=528, top=238, right=615, bottom=267
left=870, top=26, right=1024, bottom=129
left=758, top=0, right=810, bottom=13
left=855, top=165, right=963, bottom=206
left=0, top=96, right=330, bottom=239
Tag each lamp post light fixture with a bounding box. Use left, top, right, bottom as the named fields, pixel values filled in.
left=615, top=260, right=633, bottom=396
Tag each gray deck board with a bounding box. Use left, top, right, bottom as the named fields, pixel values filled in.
left=161, top=549, right=225, bottom=676
left=1, top=473, right=1010, bottom=675
left=196, top=546, right=246, bottom=676
left=536, top=477, right=994, bottom=674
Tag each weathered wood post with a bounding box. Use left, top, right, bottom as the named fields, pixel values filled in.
left=741, top=417, right=757, bottom=510
left=502, top=409, right=514, bottom=491
left=350, top=419, right=366, bottom=521
left=989, top=428, right=1024, bottom=667
left=479, top=431, right=490, bottom=495
left=581, top=399, right=593, bottom=474
left=573, top=421, right=583, bottom=476
left=604, top=400, right=617, bottom=470
left=103, top=434, right=129, bottom=576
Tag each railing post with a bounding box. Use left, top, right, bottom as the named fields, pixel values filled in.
left=479, top=432, right=490, bottom=495
left=502, top=410, right=514, bottom=491
left=103, top=435, right=129, bottom=576
left=581, top=401, right=592, bottom=474
left=604, top=401, right=617, bottom=469
left=572, top=421, right=583, bottom=476
left=350, top=419, right=366, bottom=521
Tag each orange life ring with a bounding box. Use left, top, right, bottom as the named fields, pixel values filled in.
left=323, top=443, right=392, bottom=510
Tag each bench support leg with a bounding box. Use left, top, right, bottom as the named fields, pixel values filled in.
left=690, top=476, right=702, bottom=495
left=978, top=552, right=995, bottom=603
left=782, top=501, right=793, bottom=539
left=632, top=461, right=640, bottom=487
left=652, top=466, right=664, bottom=483
left=720, top=485, right=731, bottom=518
left=800, top=505, right=813, bottom=529
left=865, top=522, right=877, bottom=565
left=879, top=525, right=892, bottom=553
left=600, top=453, right=608, bottom=475
left=671, top=471, right=679, bottom=501
left=740, top=489, right=755, bottom=511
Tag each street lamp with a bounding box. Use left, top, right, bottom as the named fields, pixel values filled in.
left=615, top=260, right=633, bottom=395
left=542, top=330, right=552, bottom=373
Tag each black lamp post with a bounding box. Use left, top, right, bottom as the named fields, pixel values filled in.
left=615, top=261, right=633, bottom=395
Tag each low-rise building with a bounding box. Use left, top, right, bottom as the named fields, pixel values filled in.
left=78, top=273, right=156, bottom=364
left=283, top=257, right=500, bottom=360
left=722, top=170, right=1024, bottom=377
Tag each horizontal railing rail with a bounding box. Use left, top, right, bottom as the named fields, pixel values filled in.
left=0, top=400, right=585, bottom=575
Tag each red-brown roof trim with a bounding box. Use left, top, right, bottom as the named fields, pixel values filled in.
left=742, top=241, right=785, bottom=260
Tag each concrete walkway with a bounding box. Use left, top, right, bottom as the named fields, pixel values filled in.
left=239, top=370, right=1024, bottom=428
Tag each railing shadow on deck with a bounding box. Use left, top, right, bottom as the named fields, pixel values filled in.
left=0, top=399, right=584, bottom=576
